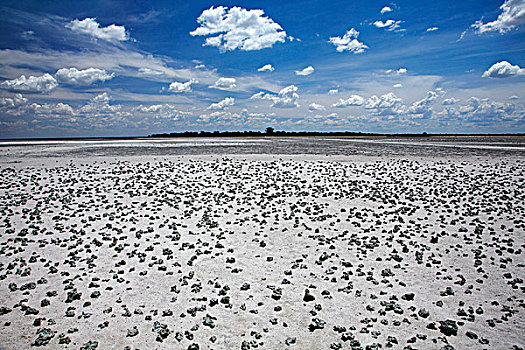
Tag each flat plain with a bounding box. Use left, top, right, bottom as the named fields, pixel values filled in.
left=0, top=136, right=523, bottom=349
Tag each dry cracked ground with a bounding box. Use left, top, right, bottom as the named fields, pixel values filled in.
left=0, top=153, right=524, bottom=349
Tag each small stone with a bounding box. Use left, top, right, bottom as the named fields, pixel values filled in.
left=308, top=317, right=325, bottom=332
left=466, top=331, right=478, bottom=339
left=303, top=289, right=315, bottom=302
left=402, top=293, right=415, bottom=301
left=439, top=320, right=458, bottom=336
left=127, top=326, right=139, bottom=337
left=418, top=308, right=430, bottom=318
left=0, top=306, right=12, bottom=315
left=285, top=337, right=296, bottom=346
left=32, top=328, right=55, bottom=347
left=203, top=314, right=216, bottom=328
left=80, top=340, right=98, bottom=350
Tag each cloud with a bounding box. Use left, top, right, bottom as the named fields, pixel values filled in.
left=328, top=28, right=368, bottom=53
left=385, top=68, right=407, bottom=75
left=408, top=90, right=438, bottom=115
left=28, top=102, right=75, bottom=116
left=210, top=77, right=237, bottom=89
left=380, top=6, right=392, bottom=14
left=393, top=83, right=403, bottom=88
left=472, top=0, right=525, bottom=34
left=509, top=95, right=520, bottom=100
left=0, top=93, right=28, bottom=108
left=458, top=97, right=519, bottom=120
left=168, top=79, right=197, bottom=93
left=365, top=92, right=404, bottom=115
left=252, top=85, right=300, bottom=108
left=189, top=6, right=288, bottom=52
left=332, top=95, right=364, bottom=107
left=250, top=91, right=268, bottom=100
left=426, top=27, right=439, bottom=32
left=79, top=92, right=122, bottom=114
left=66, top=18, right=129, bottom=42
left=55, top=67, right=114, bottom=85
left=0, top=48, right=222, bottom=87
left=328, top=89, right=339, bottom=95
left=442, top=98, right=459, bottom=105
left=373, top=19, right=404, bottom=32
left=257, top=64, right=274, bottom=72
left=295, top=66, right=315, bottom=76
left=138, top=68, right=166, bottom=77
left=207, top=97, right=235, bottom=110
left=308, top=103, right=326, bottom=111
left=482, top=61, right=525, bottom=78
left=271, top=85, right=299, bottom=108
left=136, top=104, right=193, bottom=119
left=0, top=73, right=58, bottom=93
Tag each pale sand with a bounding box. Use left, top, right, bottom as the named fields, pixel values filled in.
left=0, top=149, right=523, bottom=349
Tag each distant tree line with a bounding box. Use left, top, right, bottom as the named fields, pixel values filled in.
left=148, top=128, right=436, bottom=138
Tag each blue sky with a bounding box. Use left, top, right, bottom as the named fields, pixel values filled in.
left=0, top=0, right=524, bottom=137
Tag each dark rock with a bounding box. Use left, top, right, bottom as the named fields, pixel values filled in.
left=58, top=334, right=71, bottom=344
left=0, top=306, right=12, bottom=315
left=308, top=317, right=325, bottom=332
left=466, top=331, right=478, bottom=339
left=127, top=326, right=139, bottom=337
left=418, top=308, right=430, bottom=318
left=32, top=328, right=55, bottom=347
left=65, top=289, right=81, bottom=303
left=203, top=314, right=216, bottom=328
left=402, top=293, right=415, bottom=301
left=303, top=289, right=315, bottom=302
left=80, top=340, right=98, bottom=350
left=439, top=320, right=458, bottom=336
left=285, top=337, right=296, bottom=346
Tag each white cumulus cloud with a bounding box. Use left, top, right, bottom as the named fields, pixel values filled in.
left=66, top=18, right=129, bottom=42
left=257, top=64, right=275, bottom=72
left=55, top=67, right=114, bottom=85
left=136, top=104, right=192, bottom=119
left=190, top=6, right=288, bottom=52
left=29, top=102, right=75, bottom=116
left=472, top=0, right=525, bottom=34
left=79, top=92, right=122, bottom=114
left=210, top=77, right=237, bottom=89
left=328, top=89, right=339, bottom=95
left=442, top=98, right=459, bottom=105
left=0, top=73, right=57, bottom=93
left=482, top=61, right=525, bottom=78
left=168, top=79, right=197, bottom=93
left=380, top=6, right=392, bottom=14
left=328, top=28, right=368, bottom=53
left=295, top=66, right=315, bottom=76
left=0, top=93, right=28, bottom=108
left=252, top=85, right=300, bottom=108
left=332, top=95, right=364, bottom=107
left=385, top=67, right=407, bottom=75
left=458, top=96, right=518, bottom=120
left=207, top=97, right=235, bottom=110
left=365, top=92, right=404, bottom=116
left=373, top=19, right=404, bottom=32
left=308, top=103, right=326, bottom=111
left=408, top=90, right=439, bottom=115
left=272, top=85, right=299, bottom=108
left=426, top=27, right=439, bottom=32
